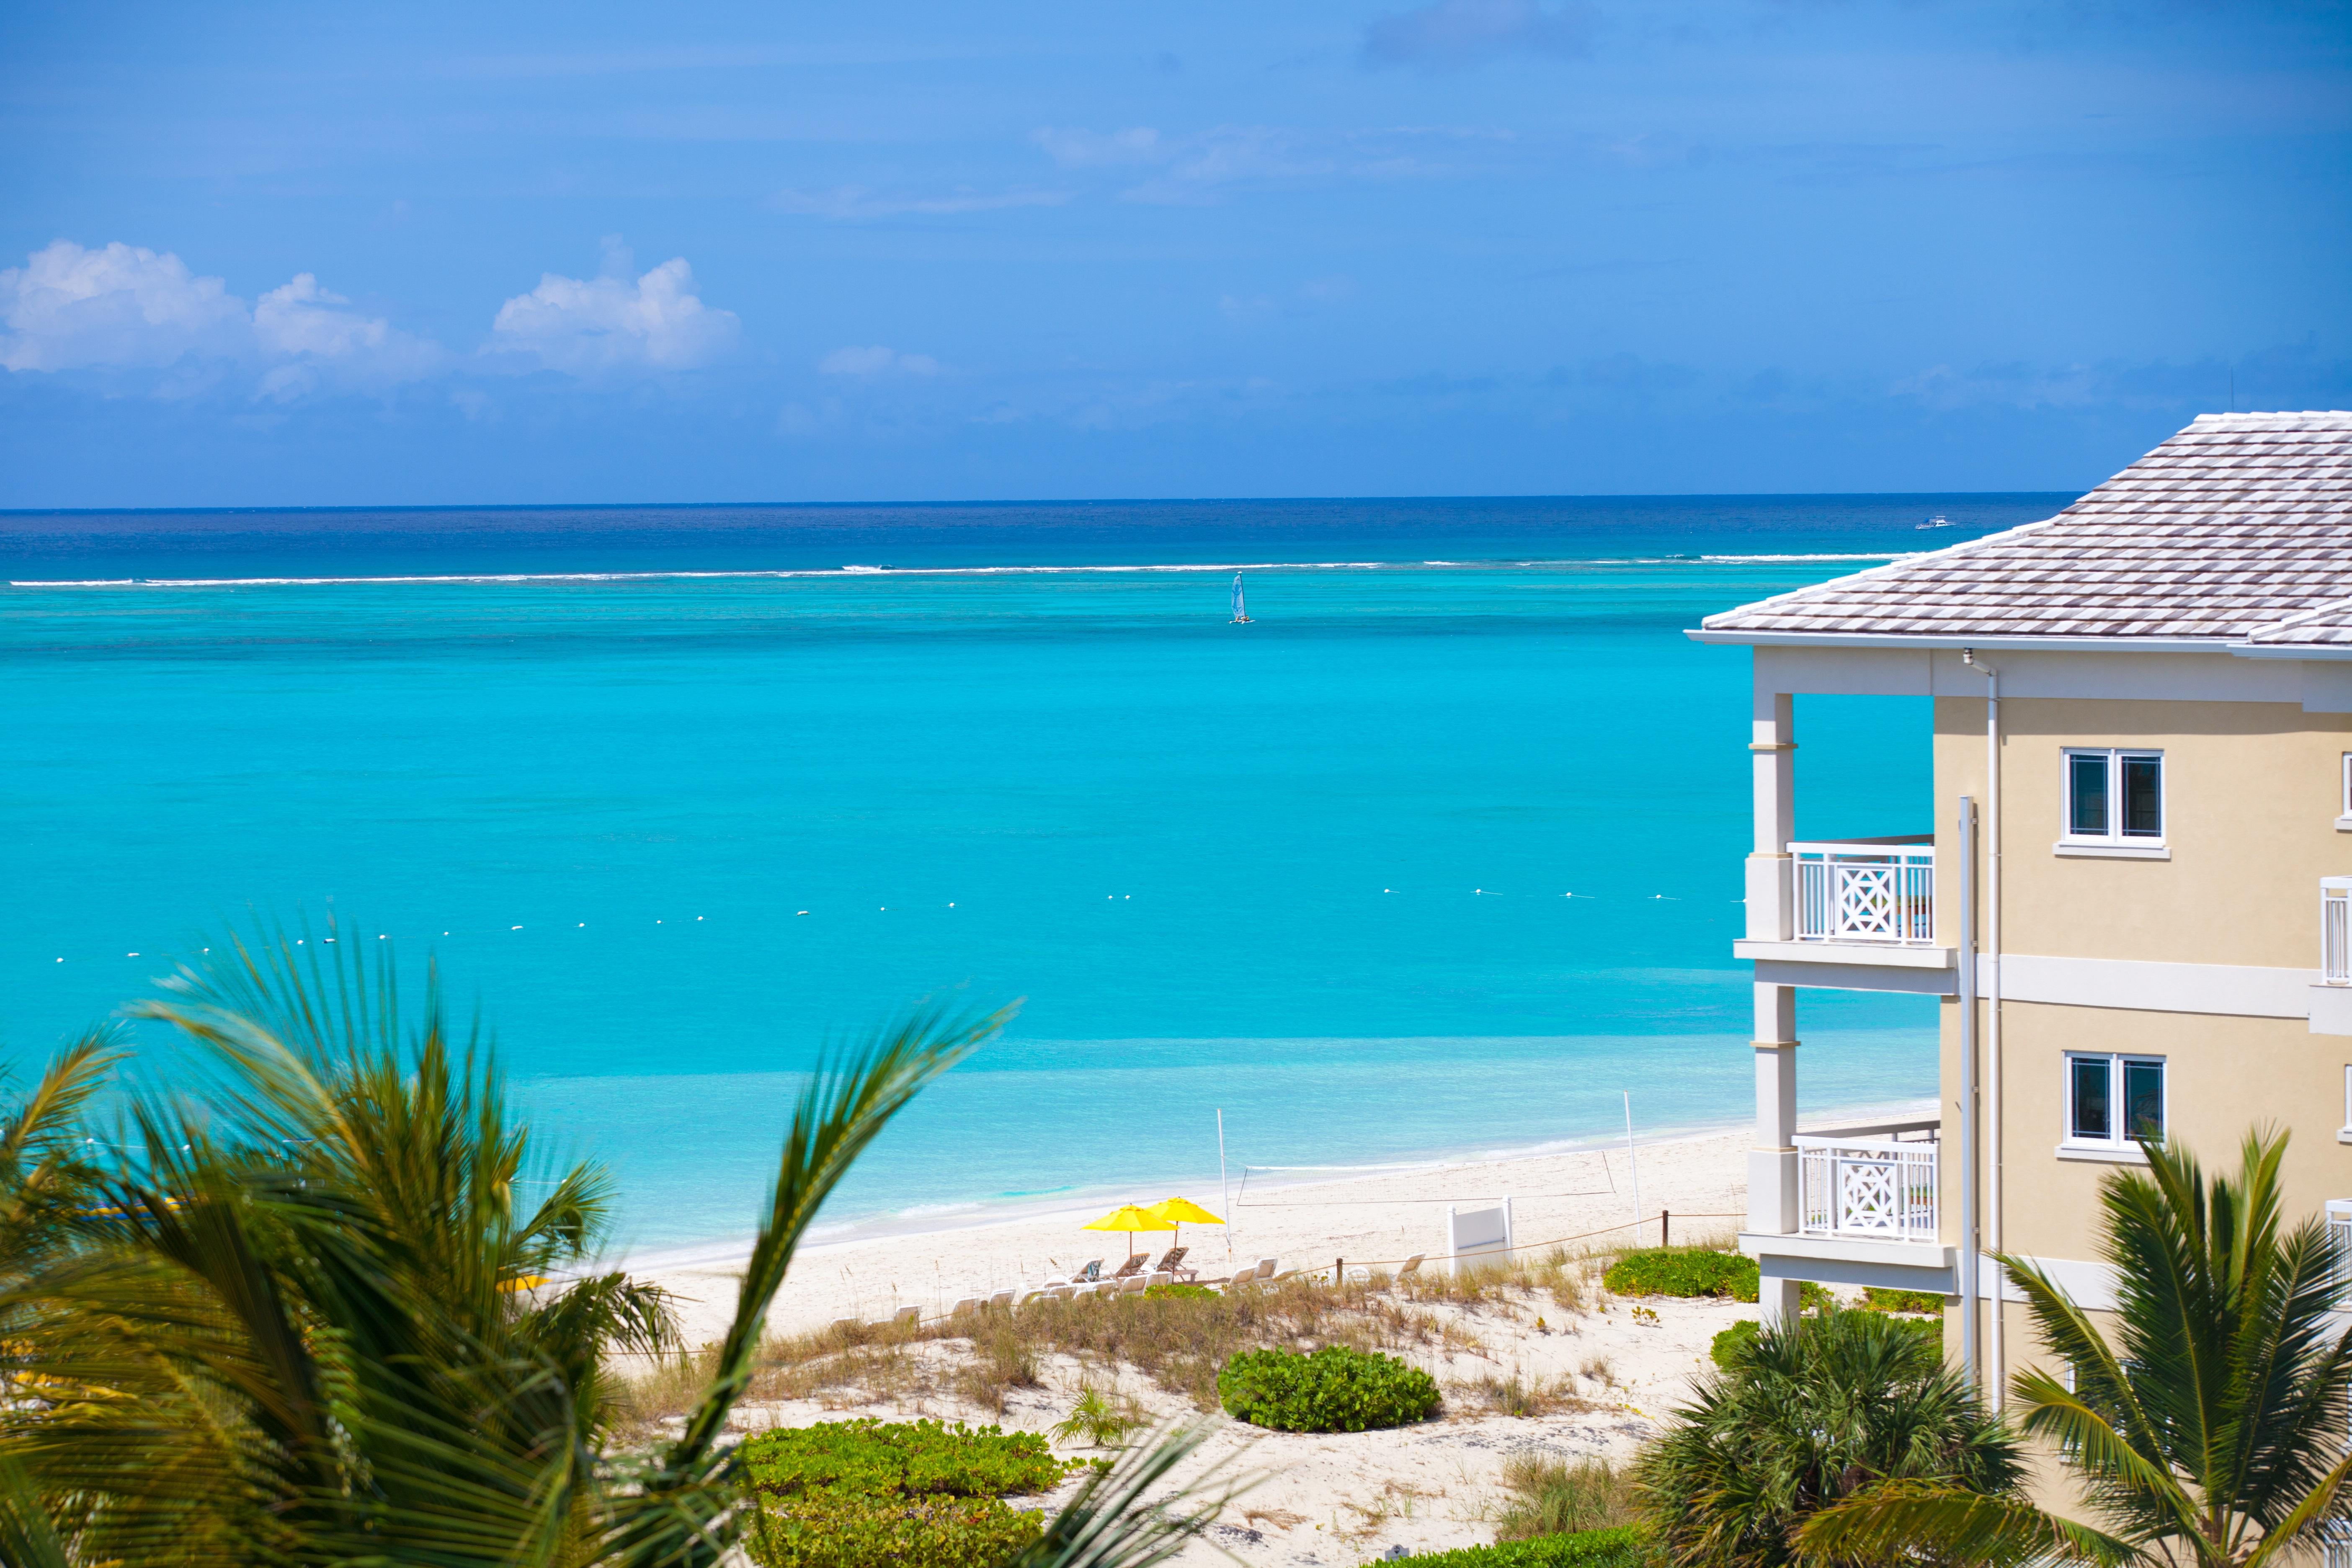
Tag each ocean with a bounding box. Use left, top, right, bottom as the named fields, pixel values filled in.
left=0, top=495, right=2063, bottom=1253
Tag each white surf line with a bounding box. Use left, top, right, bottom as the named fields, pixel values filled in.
left=5, top=551, right=1920, bottom=588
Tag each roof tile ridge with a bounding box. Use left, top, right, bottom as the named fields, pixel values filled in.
left=2239, top=591, right=2352, bottom=644
left=1696, top=513, right=2069, bottom=628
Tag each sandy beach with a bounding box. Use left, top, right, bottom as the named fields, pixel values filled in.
left=629, top=1100, right=1936, bottom=1565
left=638, top=1101, right=1932, bottom=1346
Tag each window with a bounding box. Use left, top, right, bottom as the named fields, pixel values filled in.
left=2064, top=748, right=2164, bottom=843
left=2342, top=1065, right=2352, bottom=1137
left=2339, top=754, right=2352, bottom=829
left=2066, top=1053, right=2165, bottom=1148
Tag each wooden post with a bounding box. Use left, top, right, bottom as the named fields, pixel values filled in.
left=1662, top=1210, right=1671, bottom=1249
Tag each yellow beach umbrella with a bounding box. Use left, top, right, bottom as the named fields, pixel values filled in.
left=1081, top=1202, right=1173, bottom=1263
left=1143, top=1196, right=1225, bottom=1251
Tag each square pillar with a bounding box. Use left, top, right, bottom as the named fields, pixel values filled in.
left=1748, top=982, right=1799, bottom=1235
left=1746, top=682, right=1795, bottom=940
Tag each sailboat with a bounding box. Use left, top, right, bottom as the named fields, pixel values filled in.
left=1230, top=573, right=1253, bottom=624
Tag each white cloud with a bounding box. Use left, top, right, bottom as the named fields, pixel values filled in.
left=0, top=240, right=247, bottom=371
left=251, top=273, right=443, bottom=399
left=818, top=345, right=940, bottom=377
left=487, top=257, right=740, bottom=376
left=1032, top=126, right=1163, bottom=167
left=773, top=185, right=1067, bottom=219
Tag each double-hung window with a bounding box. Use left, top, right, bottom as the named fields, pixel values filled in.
left=2063, top=748, right=2164, bottom=845
left=2066, top=1052, right=2165, bottom=1149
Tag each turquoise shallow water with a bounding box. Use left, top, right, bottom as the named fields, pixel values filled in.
left=0, top=496, right=2061, bottom=1250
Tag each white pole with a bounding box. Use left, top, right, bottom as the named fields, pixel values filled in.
left=1217, top=1109, right=1232, bottom=1262
left=1624, top=1091, right=1643, bottom=1247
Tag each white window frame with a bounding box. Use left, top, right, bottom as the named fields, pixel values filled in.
left=2337, top=753, right=2352, bottom=831
left=2060, top=747, right=2166, bottom=848
left=2063, top=1051, right=2166, bottom=1152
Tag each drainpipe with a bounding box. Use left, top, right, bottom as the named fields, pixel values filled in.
left=1964, top=648, right=2004, bottom=1411
left=1956, top=792, right=1979, bottom=1387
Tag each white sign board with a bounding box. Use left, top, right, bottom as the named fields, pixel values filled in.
left=1446, top=1197, right=1514, bottom=1277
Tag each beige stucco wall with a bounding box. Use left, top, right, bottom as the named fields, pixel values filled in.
left=1931, top=694, right=2352, bottom=968
left=1938, top=998, right=2352, bottom=1265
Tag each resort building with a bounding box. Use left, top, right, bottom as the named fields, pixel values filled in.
left=1689, top=410, right=2352, bottom=1404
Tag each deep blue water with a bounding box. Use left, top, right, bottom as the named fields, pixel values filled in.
left=0, top=495, right=2062, bottom=1250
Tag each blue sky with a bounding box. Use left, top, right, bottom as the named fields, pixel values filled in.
left=1, top=1, right=2346, bottom=507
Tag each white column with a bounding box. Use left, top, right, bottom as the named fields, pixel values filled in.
left=1752, top=985, right=1803, bottom=1326
left=1747, top=663, right=1802, bottom=1325
left=1745, top=682, right=1794, bottom=940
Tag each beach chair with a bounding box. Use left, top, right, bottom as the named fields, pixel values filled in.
left=1064, top=1259, right=1105, bottom=1284
left=1106, top=1255, right=1148, bottom=1282
left=1145, top=1271, right=1172, bottom=1288
left=1149, top=1245, right=1195, bottom=1282
left=948, top=1296, right=981, bottom=1317
left=1015, top=1288, right=1050, bottom=1307
left=1395, top=1254, right=1425, bottom=1282
left=1119, top=1273, right=1151, bottom=1294
left=988, top=1289, right=1014, bottom=1309
left=877, top=1305, right=919, bottom=1328
left=1250, top=1257, right=1279, bottom=1282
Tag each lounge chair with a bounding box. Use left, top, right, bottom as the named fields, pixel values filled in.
left=1145, top=1271, right=1172, bottom=1288
left=1396, top=1254, right=1425, bottom=1279
left=987, top=1289, right=1014, bottom=1309
left=1106, top=1255, right=1148, bottom=1281
left=948, top=1296, right=981, bottom=1316
left=1119, top=1272, right=1151, bottom=1294
left=1065, top=1259, right=1105, bottom=1284
left=1149, top=1245, right=1196, bottom=1282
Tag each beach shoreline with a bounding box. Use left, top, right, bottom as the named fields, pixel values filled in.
left=634, top=1093, right=1936, bottom=1346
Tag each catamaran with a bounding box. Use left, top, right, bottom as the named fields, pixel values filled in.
left=1230, top=573, right=1252, bottom=624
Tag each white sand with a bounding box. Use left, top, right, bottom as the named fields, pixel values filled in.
left=630, top=1100, right=1933, bottom=1565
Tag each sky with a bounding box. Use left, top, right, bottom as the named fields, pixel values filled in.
left=1, top=0, right=2346, bottom=508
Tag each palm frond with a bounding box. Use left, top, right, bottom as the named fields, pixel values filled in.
left=1795, top=1478, right=2144, bottom=1566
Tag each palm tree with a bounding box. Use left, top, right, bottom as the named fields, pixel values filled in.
left=1633, top=1304, right=2023, bottom=1566
left=1798, top=1128, right=2352, bottom=1566
left=0, top=924, right=1238, bottom=1568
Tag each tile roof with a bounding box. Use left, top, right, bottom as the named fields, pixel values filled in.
left=1697, top=411, right=2352, bottom=645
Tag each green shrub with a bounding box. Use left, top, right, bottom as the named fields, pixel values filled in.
left=1709, top=1320, right=1761, bottom=1369
left=747, top=1492, right=1042, bottom=1568
left=738, top=1420, right=1075, bottom=1568
left=1602, top=1249, right=1757, bottom=1300
left=738, top=1418, right=1072, bottom=1500
left=1217, top=1344, right=1440, bottom=1432
left=1863, top=1285, right=1945, bottom=1315
left=1375, top=1525, right=1653, bottom=1568
left=1141, top=1282, right=1217, bottom=1300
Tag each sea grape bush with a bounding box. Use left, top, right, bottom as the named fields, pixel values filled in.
left=738, top=1418, right=1077, bottom=1568
left=1217, top=1344, right=1439, bottom=1432
left=1601, top=1248, right=1759, bottom=1301
left=746, top=1493, right=1044, bottom=1568
left=739, top=1417, right=1072, bottom=1499
left=1376, top=1527, right=1653, bottom=1568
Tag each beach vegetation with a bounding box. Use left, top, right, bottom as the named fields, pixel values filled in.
left=756, top=1273, right=1478, bottom=1414
left=1797, top=1129, right=2352, bottom=1566
left=1601, top=1248, right=1756, bottom=1300
left=1493, top=1455, right=1638, bottom=1540
left=1635, top=1305, right=2023, bottom=1566
left=738, top=1417, right=1075, bottom=1499
left=1859, top=1285, right=1944, bottom=1315
left=1375, top=1525, right=1654, bottom=1568
left=1460, top=1369, right=1591, bottom=1419
left=1049, top=1385, right=1144, bottom=1449
left=0, top=924, right=1243, bottom=1568
left=1217, top=1344, right=1441, bottom=1432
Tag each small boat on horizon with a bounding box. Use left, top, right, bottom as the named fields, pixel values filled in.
left=1230, top=573, right=1253, bottom=624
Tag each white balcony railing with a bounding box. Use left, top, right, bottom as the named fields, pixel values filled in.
left=1792, top=837, right=1937, bottom=946
left=1797, top=1133, right=1939, bottom=1243
left=2325, top=878, right=2352, bottom=985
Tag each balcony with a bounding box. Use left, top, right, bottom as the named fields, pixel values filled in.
left=1734, top=833, right=1955, bottom=992
left=1795, top=837, right=1937, bottom=945
left=1797, top=1124, right=1939, bottom=1243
